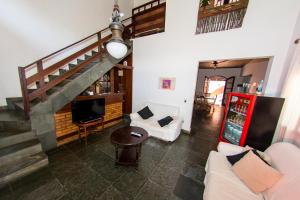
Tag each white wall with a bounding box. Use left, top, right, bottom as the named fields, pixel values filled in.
left=134, top=0, right=150, bottom=7
left=132, top=0, right=300, bottom=131
left=195, top=68, right=242, bottom=95
left=0, top=0, right=133, bottom=105
left=242, top=59, right=269, bottom=86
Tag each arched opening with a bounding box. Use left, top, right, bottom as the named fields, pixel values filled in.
left=203, top=75, right=227, bottom=105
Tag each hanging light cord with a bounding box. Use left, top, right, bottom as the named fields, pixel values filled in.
left=112, top=0, right=121, bottom=22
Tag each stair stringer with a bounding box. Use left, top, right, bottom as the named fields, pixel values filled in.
left=29, top=44, right=132, bottom=151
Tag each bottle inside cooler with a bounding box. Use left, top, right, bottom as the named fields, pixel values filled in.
left=223, top=95, right=250, bottom=144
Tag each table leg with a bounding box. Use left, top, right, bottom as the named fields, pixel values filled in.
left=139, top=143, right=142, bottom=156
left=78, top=128, right=81, bottom=141
left=136, top=145, right=139, bottom=160
left=115, top=145, right=119, bottom=164
left=102, top=119, right=104, bottom=133
left=84, top=127, right=87, bottom=145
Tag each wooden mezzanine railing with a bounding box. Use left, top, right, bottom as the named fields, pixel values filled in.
left=196, top=0, right=249, bottom=34
left=18, top=17, right=133, bottom=116
left=18, top=0, right=167, bottom=117
left=132, top=0, right=166, bottom=38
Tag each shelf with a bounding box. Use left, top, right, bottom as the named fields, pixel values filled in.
left=224, top=133, right=239, bottom=145
left=115, top=64, right=133, bottom=70
left=229, top=109, right=247, bottom=116
left=227, top=120, right=244, bottom=129
left=76, top=93, right=124, bottom=104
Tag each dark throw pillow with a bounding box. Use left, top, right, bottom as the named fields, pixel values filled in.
left=158, top=116, right=173, bottom=127
left=227, top=150, right=250, bottom=165
left=137, top=106, right=154, bottom=119
left=227, top=149, right=269, bottom=165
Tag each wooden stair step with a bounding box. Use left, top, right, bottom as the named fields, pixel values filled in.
left=0, top=152, right=48, bottom=187
left=48, top=74, right=59, bottom=81
left=77, top=59, right=84, bottom=64
left=67, top=72, right=82, bottom=80
left=68, top=63, right=77, bottom=69
left=59, top=69, right=68, bottom=75
left=0, top=130, right=36, bottom=149
left=35, top=81, right=49, bottom=88
left=13, top=99, right=40, bottom=111
left=84, top=54, right=92, bottom=60
left=0, top=110, right=27, bottom=122
left=0, top=139, right=42, bottom=165
left=27, top=89, right=37, bottom=94
left=46, top=86, right=64, bottom=96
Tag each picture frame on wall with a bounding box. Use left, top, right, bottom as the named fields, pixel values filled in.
left=159, top=77, right=176, bottom=90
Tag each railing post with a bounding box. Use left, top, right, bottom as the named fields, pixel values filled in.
left=97, top=32, right=102, bottom=53
left=18, top=67, right=30, bottom=118
left=36, top=60, right=47, bottom=101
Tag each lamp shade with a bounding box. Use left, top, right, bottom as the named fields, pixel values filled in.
left=106, top=40, right=127, bottom=59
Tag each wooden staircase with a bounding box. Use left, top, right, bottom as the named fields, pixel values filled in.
left=0, top=109, right=48, bottom=188
left=0, top=0, right=166, bottom=188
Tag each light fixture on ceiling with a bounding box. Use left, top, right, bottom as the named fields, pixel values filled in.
left=212, top=60, right=227, bottom=70
left=105, top=0, right=128, bottom=59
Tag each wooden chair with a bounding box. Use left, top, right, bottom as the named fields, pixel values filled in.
left=75, top=117, right=104, bottom=145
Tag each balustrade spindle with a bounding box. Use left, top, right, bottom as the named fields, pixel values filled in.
left=36, top=60, right=47, bottom=101
left=18, top=67, right=30, bottom=117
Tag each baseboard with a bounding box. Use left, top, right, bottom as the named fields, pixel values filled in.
left=0, top=106, right=8, bottom=111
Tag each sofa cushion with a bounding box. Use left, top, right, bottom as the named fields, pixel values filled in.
left=227, top=150, right=250, bottom=165
left=146, top=102, right=179, bottom=119
left=204, top=172, right=264, bottom=200
left=263, top=142, right=300, bottom=200
left=137, top=106, right=154, bottom=119
left=227, top=150, right=269, bottom=165
left=158, top=116, right=173, bottom=127
left=205, top=151, right=256, bottom=192
left=232, top=151, right=282, bottom=193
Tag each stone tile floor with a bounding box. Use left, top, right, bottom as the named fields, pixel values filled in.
left=0, top=106, right=223, bottom=200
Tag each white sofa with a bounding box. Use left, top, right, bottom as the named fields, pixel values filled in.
left=203, top=142, right=300, bottom=200
left=130, top=102, right=183, bottom=142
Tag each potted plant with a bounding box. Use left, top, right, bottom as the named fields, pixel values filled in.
left=201, top=0, right=210, bottom=7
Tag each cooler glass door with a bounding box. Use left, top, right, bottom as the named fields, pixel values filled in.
left=222, top=94, right=252, bottom=145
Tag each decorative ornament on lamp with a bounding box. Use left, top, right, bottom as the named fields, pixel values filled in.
left=105, top=0, right=128, bottom=59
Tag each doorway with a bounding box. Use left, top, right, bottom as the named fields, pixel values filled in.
left=192, top=57, right=271, bottom=137
left=203, top=76, right=227, bottom=105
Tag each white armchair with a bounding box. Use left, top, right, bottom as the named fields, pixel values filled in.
left=130, top=102, right=183, bottom=142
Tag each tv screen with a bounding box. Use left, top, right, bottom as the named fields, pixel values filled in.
left=71, top=98, right=105, bottom=123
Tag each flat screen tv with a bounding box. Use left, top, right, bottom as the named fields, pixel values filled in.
left=71, top=98, right=105, bottom=123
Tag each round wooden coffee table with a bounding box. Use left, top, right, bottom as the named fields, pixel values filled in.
left=111, top=126, right=148, bottom=166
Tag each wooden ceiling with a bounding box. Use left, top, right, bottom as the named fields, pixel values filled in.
left=199, top=59, right=253, bottom=69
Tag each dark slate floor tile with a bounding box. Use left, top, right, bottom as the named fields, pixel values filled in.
left=92, top=157, right=128, bottom=183
left=73, top=143, right=112, bottom=168
left=96, top=186, right=129, bottom=200
left=57, top=194, right=74, bottom=200
left=149, top=164, right=181, bottom=191
left=96, top=141, right=116, bottom=159
left=11, top=167, right=66, bottom=200
left=0, top=185, right=14, bottom=200
left=182, top=164, right=206, bottom=184
left=173, top=175, right=204, bottom=200
left=134, top=154, right=159, bottom=176
left=135, top=180, right=172, bottom=200
left=6, top=107, right=223, bottom=200
left=113, top=170, right=146, bottom=199
left=59, top=168, right=110, bottom=200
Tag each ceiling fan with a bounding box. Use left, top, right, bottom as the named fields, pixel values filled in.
left=211, top=60, right=228, bottom=70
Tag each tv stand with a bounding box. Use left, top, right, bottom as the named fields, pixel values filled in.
left=75, top=117, right=104, bottom=145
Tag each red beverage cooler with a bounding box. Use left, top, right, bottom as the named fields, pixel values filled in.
left=219, top=92, right=284, bottom=151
